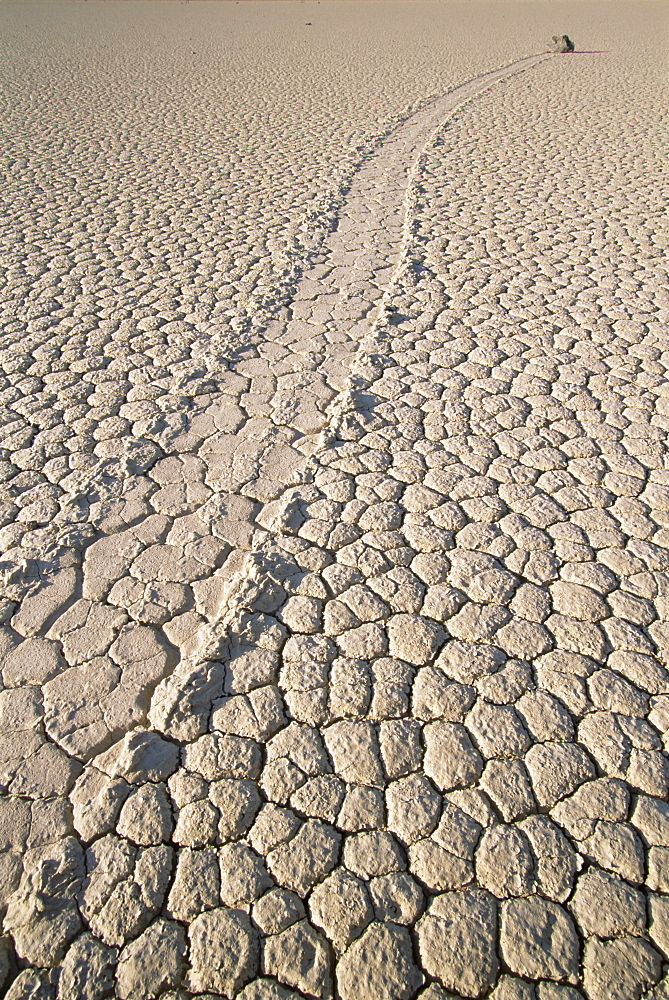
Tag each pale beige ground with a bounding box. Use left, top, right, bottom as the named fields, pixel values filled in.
left=0, top=2, right=668, bottom=999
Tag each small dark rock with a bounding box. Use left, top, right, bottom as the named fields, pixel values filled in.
left=550, top=35, right=575, bottom=53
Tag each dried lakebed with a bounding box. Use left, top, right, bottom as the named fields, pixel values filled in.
left=1, top=3, right=669, bottom=1000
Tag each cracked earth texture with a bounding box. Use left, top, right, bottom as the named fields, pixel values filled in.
left=1, top=1, right=668, bottom=998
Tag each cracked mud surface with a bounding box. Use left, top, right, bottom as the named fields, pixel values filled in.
left=1, top=1, right=668, bottom=998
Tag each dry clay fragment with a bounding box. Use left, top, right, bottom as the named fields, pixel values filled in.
left=188, top=907, right=258, bottom=996
left=500, top=897, right=579, bottom=982
left=336, top=921, right=423, bottom=1000
left=583, top=936, right=662, bottom=1000
left=94, top=730, right=179, bottom=784
left=263, top=919, right=332, bottom=999
left=116, top=918, right=186, bottom=1000
left=58, top=933, right=118, bottom=1000
left=267, top=820, right=341, bottom=896
left=309, top=869, right=373, bottom=951
left=417, top=889, right=498, bottom=996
